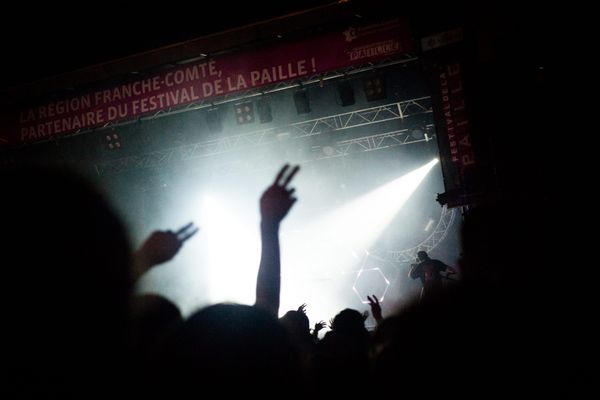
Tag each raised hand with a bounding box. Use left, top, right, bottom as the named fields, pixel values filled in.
left=362, top=310, right=370, bottom=321
left=314, top=320, right=326, bottom=332
left=176, top=222, right=199, bottom=242
left=312, top=320, right=326, bottom=342
left=297, top=303, right=307, bottom=314
left=367, top=294, right=383, bottom=323
left=133, top=222, right=199, bottom=279
left=260, top=164, right=300, bottom=226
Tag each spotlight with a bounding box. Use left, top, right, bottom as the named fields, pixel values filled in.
left=363, top=75, right=386, bottom=101
left=105, top=132, right=121, bottom=150
left=284, top=159, right=440, bottom=277
left=234, top=102, right=255, bottom=124
left=323, top=146, right=335, bottom=156
left=411, top=128, right=425, bottom=140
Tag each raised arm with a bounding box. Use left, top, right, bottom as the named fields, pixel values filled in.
left=367, top=295, right=383, bottom=324
left=255, top=164, right=299, bottom=316
left=132, top=222, right=198, bottom=281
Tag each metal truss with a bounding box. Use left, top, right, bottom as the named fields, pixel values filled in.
left=166, top=124, right=436, bottom=180
left=308, top=124, right=435, bottom=161
left=95, top=96, right=432, bottom=175
left=385, top=205, right=457, bottom=263
left=292, top=96, right=431, bottom=136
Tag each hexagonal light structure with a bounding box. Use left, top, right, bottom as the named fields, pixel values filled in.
left=352, top=267, right=390, bottom=304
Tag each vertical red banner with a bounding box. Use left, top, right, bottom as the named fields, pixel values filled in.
left=429, top=58, right=481, bottom=208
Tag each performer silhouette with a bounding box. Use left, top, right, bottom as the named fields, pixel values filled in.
left=409, top=250, right=456, bottom=301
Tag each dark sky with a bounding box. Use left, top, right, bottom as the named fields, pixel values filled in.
left=1, top=1, right=551, bottom=91
left=1, top=1, right=337, bottom=89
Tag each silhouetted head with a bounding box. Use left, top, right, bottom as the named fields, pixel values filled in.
left=166, top=303, right=300, bottom=392
left=417, top=250, right=429, bottom=262
left=331, top=308, right=368, bottom=336
left=0, top=167, right=133, bottom=396
left=131, top=294, right=182, bottom=354
left=314, top=308, right=370, bottom=393
left=280, top=309, right=310, bottom=337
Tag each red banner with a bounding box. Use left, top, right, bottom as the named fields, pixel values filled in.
left=439, top=62, right=475, bottom=172
left=432, top=60, right=479, bottom=208
left=0, top=18, right=411, bottom=147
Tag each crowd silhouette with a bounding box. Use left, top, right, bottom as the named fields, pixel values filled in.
left=0, top=162, right=574, bottom=398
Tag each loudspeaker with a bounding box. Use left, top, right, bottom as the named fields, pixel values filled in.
left=206, top=109, right=222, bottom=132
left=257, top=98, right=272, bottom=123
left=338, top=81, right=355, bottom=106
left=293, top=90, right=311, bottom=114
left=364, top=76, right=387, bottom=101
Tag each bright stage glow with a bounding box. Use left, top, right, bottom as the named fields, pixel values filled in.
left=301, top=158, right=439, bottom=253
left=146, top=159, right=440, bottom=322
left=424, top=218, right=435, bottom=232
left=279, top=158, right=439, bottom=321
left=200, top=195, right=260, bottom=306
